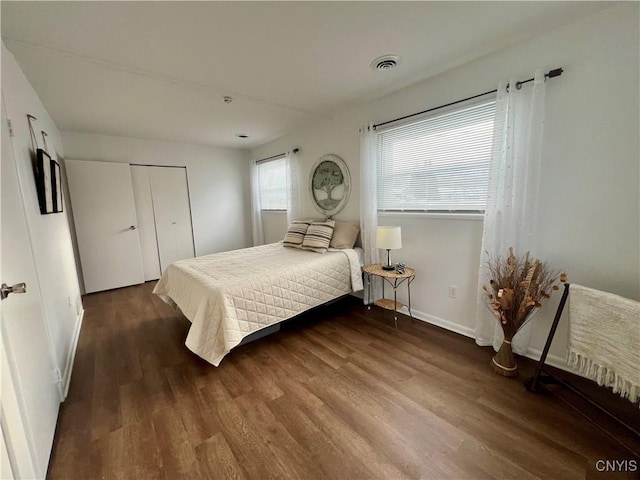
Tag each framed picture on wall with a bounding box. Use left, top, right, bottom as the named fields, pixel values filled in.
left=52, top=160, right=63, bottom=213
left=309, top=154, right=351, bottom=217
left=35, top=149, right=63, bottom=214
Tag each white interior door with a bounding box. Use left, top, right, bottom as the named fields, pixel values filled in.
left=66, top=160, right=145, bottom=293
left=149, top=167, right=195, bottom=272
left=1, top=99, right=60, bottom=479
left=131, top=166, right=161, bottom=281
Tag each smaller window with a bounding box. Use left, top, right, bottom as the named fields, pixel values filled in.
left=258, top=157, right=287, bottom=210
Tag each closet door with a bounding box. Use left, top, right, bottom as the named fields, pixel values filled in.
left=66, top=160, right=145, bottom=293
left=148, top=167, right=195, bottom=272
left=131, top=166, right=162, bottom=281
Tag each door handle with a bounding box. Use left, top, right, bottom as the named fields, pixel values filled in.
left=129, top=225, right=137, bottom=230
left=1, top=282, right=27, bottom=300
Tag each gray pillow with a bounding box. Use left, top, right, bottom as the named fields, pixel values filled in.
left=330, top=221, right=360, bottom=249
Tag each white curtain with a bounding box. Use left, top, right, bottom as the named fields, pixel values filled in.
left=286, top=150, right=300, bottom=225
left=360, top=123, right=381, bottom=304
left=250, top=159, right=264, bottom=246
left=360, top=123, right=380, bottom=266
left=475, top=70, right=546, bottom=354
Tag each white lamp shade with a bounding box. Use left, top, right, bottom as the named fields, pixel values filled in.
left=376, top=226, right=402, bottom=250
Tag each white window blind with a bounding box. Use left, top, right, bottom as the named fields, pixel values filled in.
left=377, top=100, right=496, bottom=212
left=258, top=157, right=287, bottom=210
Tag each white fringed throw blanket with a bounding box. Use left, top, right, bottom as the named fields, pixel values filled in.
left=568, top=284, right=640, bottom=406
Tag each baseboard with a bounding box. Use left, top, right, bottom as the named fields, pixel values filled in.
left=524, top=346, right=581, bottom=376
left=404, top=307, right=578, bottom=376
left=406, top=307, right=476, bottom=339
left=62, top=308, right=84, bottom=400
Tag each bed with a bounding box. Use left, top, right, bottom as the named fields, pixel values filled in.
left=153, top=242, right=364, bottom=366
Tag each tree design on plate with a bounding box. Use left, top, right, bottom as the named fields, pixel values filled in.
left=312, top=160, right=344, bottom=209
left=310, top=154, right=351, bottom=217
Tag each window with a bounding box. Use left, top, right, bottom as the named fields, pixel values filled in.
left=258, top=157, right=287, bottom=210
left=377, top=100, right=496, bottom=213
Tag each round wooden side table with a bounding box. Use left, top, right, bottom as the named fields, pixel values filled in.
left=362, top=264, right=416, bottom=335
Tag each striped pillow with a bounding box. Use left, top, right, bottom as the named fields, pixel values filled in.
left=283, top=220, right=311, bottom=248
left=300, top=220, right=335, bottom=253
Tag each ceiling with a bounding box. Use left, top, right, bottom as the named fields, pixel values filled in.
left=2, top=1, right=611, bottom=150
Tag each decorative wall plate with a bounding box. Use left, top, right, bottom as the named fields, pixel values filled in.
left=309, top=154, right=351, bottom=217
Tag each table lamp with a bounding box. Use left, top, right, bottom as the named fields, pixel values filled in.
left=376, top=226, right=402, bottom=271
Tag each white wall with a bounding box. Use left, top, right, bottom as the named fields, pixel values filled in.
left=61, top=132, right=252, bottom=282
left=252, top=4, right=640, bottom=366
left=1, top=42, right=83, bottom=386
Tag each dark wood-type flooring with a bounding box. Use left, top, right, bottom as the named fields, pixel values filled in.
left=48, top=282, right=638, bottom=479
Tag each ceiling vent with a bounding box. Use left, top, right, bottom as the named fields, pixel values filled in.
left=370, top=55, right=401, bottom=71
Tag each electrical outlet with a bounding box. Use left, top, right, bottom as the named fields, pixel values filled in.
left=449, top=285, right=458, bottom=298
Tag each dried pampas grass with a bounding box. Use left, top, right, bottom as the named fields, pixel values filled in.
left=482, top=247, right=567, bottom=377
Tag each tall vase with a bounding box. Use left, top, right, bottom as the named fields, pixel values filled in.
left=491, top=337, right=518, bottom=377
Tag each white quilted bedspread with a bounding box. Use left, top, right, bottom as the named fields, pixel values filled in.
left=153, top=243, right=363, bottom=366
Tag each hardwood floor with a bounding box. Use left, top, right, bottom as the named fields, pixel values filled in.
left=48, top=282, right=637, bottom=479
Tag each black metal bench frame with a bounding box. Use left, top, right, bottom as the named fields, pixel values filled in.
left=526, top=283, right=639, bottom=456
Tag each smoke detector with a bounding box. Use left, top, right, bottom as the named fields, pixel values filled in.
left=370, top=54, right=401, bottom=71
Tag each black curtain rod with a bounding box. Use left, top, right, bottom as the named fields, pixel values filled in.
left=256, top=152, right=286, bottom=164
left=373, top=67, right=563, bottom=130
left=131, top=163, right=186, bottom=169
